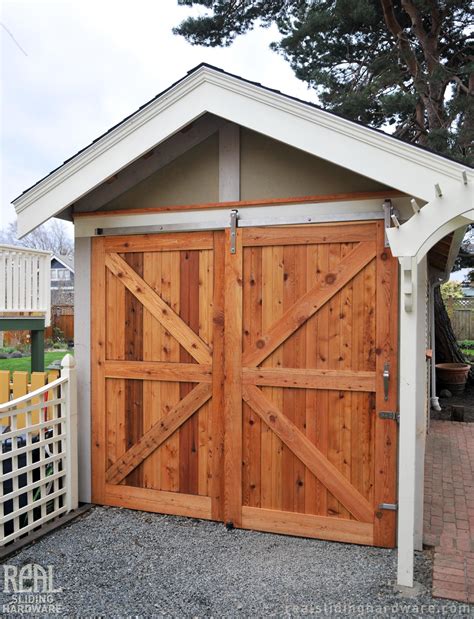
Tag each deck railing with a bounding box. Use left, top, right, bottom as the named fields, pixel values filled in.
left=0, top=244, right=51, bottom=326
left=0, top=355, right=77, bottom=546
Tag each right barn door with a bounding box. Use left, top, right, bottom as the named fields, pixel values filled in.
left=229, top=221, right=398, bottom=547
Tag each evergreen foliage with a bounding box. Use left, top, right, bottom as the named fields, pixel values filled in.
left=175, top=0, right=473, bottom=164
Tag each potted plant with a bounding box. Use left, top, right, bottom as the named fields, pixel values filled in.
left=435, top=363, right=471, bottom=394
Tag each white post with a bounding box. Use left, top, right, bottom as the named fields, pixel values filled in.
left=219, top=123, right=240, bottom=202
left=62, top=353, right=78, bottom=512
left=397, top=256, right=427, bottom=587
left=74, top=236, right=91, bottom=503
left=414, top=257, right=428, bottom=551
left=44, top=254, right=51, bottom=327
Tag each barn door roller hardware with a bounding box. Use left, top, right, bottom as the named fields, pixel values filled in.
left=229, top=209, right=239, bottom=254
left=92, top=207, right=384, bottom=237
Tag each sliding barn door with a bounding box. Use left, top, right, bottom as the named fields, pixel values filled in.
left=91, top=221, right=397, bottom=548
left=91, top=232, right=225, bottom=521
left=225, top=221, right=398, bottom=547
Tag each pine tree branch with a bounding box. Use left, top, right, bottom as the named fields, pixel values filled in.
left=401, top=0, right=428, bottom=48
left=427, top=0, right=443, bottom=38
left=450, top=74, right=472, bottom=96
left=379, top=0, right=421, bottom=80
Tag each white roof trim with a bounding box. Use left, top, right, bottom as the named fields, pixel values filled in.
left=387, top=184, right=474, bottom=260
left=13, top=64, right=472, bottom=236
left=51, top=254, right=74, bottom=273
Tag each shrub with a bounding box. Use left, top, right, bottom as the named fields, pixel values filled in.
left=0, top=347, right=15, bottom=355
left=441, top=281, right=463, bottom=300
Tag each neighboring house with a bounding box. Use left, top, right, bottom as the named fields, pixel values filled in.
left=50, top=253, right=74, bottom=306
left=10, top=64, right=474, bottom=590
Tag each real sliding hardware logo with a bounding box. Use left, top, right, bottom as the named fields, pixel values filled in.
left=2, top=563, right=62, bottom=615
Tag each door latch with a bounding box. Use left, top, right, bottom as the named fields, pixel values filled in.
left=383, top=362, right=390, bottom=401
left=230, top=209, right=239, bottom=254
left=379, top=411, right=399, bottom=423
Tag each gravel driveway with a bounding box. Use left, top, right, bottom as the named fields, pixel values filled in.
left=1, top=506, right=472, bottom=617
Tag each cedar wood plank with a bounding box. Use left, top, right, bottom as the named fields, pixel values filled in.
left=224, top=228, right=243, bottom=526
left=104, top=360, right=212, bottom=382
left=242, top=241, right=376, bottom=368
left=374, top=221, right=399, bottom=547
left=243, top=367, right=376, bottom=391
left=105, top=251, right=212, bottom=364
left=211, top=232, right=225, bottom=520
left=106, top=383, right=212, bottom=484
left=242, top=384, right=374, bottom=522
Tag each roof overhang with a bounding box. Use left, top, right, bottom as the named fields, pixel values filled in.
left=13, top=64, right=473, bottom=237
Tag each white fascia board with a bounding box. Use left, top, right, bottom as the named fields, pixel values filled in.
left=14, top=65, right=472, bottom=236
left=14, top=75, right=211, bottom=236
left=200, top=76, right=470, bottom=200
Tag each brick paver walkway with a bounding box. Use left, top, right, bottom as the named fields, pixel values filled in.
left=424, top=420, right=474, bottom=603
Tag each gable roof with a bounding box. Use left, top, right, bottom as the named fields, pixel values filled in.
left=13, top=63, right=472, bottom=236
left=51, top=253, right=74, bottom=272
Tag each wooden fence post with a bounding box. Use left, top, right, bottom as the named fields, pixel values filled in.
left=62, top=353, right=78, bottom=512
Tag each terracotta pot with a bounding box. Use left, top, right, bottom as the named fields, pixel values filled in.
left=435, top=363, right=470, bottom=394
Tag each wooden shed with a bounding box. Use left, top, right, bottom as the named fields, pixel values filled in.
left=12, top=65, right=473, bottom=588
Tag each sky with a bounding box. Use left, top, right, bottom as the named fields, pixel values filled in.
left=0, top=0, right=318, bottom=229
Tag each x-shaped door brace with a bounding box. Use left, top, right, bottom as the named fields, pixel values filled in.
left=242, top=241, right=376, bottom=367
left=106, top=382, right=212, bottom=484
left=243, top=384, right=374, bottom=522
left=105, top=252, right=212, bottom=364
left=104, top=252, right=213, bottom=484
left=104, top=242, right=377, bottom=521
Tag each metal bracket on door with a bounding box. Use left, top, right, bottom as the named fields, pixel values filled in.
left=378, top=503, right=398, bottom=511
left=383, top=362, right=390, bottom=401
left=230, top=209, right=239, bottom=254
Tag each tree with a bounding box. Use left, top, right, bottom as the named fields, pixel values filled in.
left=434, top=286, right=469, bottom=368
left=453, top=224, right=474, bottom=271
left=175, top=0, right=473, bottom=163
left=175, top=0, right=473, bottom=371
left=0, top=220, right=74, bottom=257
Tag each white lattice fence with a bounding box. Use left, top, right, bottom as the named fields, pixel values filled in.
left=0, top=355, right=77, bottom=546
left=455, top=297, right=474, bottom=310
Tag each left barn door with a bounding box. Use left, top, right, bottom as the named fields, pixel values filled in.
left=91, top=232, right=225, bottom=521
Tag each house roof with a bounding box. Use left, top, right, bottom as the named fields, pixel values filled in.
left=13, top=63, right=471, bottom=203
left=13, top=63, right=473, bottom=236
left=51, top=253, right=74, bottom=272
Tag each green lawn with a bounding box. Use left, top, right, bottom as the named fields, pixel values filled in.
left=0, top=351, right=73, bottom=374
